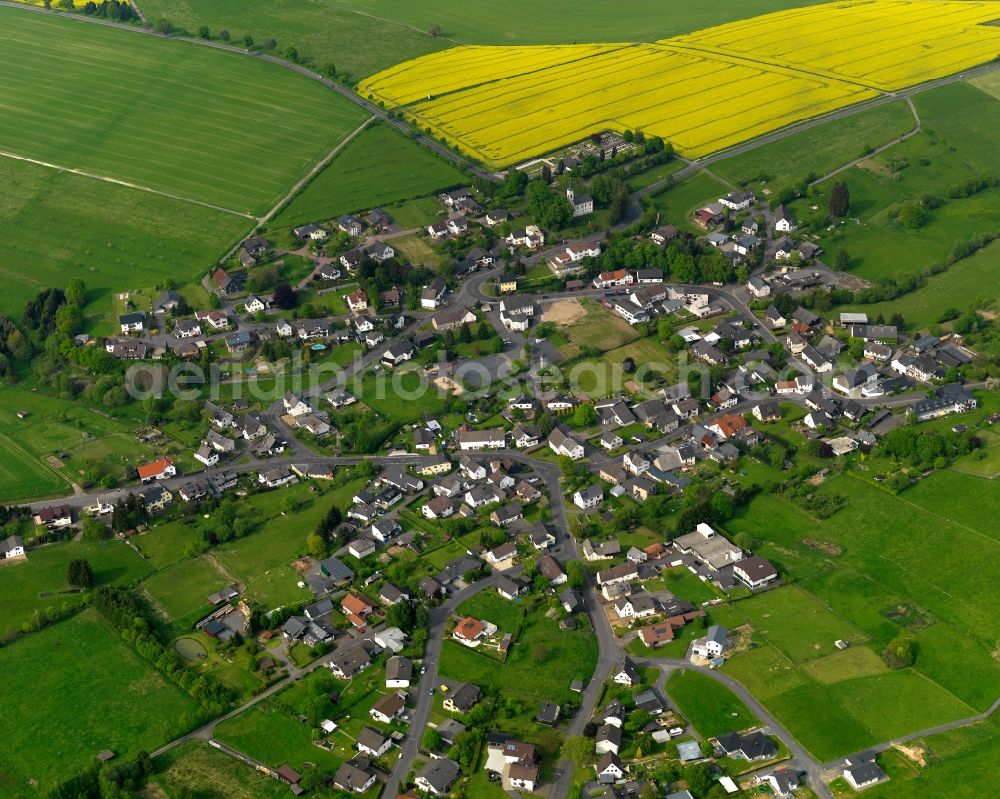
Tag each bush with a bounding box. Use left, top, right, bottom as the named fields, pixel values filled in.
left=883, top=635, right=915, bottom=669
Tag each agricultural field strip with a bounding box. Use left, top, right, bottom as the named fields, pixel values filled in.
left=362, top=0, right=1000, bottom=165
left=0, top=8, right=367, bottom=214
left=0, top=148, right=256, bottom=220
left=0, top=52, right=321, bottom=208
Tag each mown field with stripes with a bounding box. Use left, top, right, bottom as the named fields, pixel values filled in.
left=0, top=6, right=366, bottom=215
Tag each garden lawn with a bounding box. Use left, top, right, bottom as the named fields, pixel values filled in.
left=438, top=607, right=598, bottom=711
left=0, top=7, right=366, bottom=214
left=272, top=123, right=465, bottom=227
left=0, top=156, right=251, bottom=330
left=665, top=670, right=760, bottom=738
left=0, top=610, right=198, bottom=797
left=0, top=539, right=152, bottom=642
left=214, top=666, right=385, bottom=775
left=359, top=370, right=449, bottom=424
left=456, top=590, right=528, bottom=633
left=570, top=337, right=676, bottom=395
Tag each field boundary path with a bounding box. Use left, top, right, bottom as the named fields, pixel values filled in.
left=257, top=115, right=376, bottom=227
left=0, top=148, right=256, bottom=220
left=808, top=96, right=923, bottom=185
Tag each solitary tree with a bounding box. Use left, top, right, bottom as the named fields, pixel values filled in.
left=219, top=29, right=230, bottom=41
left=828, top=181, right=850, bottom=217
left=429, top=23, right=442, bottom=36
left=835, top=248, right=851, bottom=271
left=67, top=559, right=93, bottom=588
left=198, top=25, right=210, bottom=39
left=243, top=34, right=254, bottom=48
left=273, top=282, right=297, bottom=309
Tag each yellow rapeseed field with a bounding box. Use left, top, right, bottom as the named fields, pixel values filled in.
left=360, top=0, right=1000, bottom=166
left=671, top=0, right=1000, bottom=90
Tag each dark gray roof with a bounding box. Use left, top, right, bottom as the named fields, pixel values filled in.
left=417, top=757, right=460, bottom=792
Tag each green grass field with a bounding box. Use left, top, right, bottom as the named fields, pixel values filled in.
left=455, top=590, right=527, bottom=633
left=214, top=666, right=386, bottom=776
left=439, top=605, right=598, bottom=713
left=0, top=386, right=165, bottom=501
left=213, top=479, right=366, bottom=609
left=853, top=717, right=1000, bottom=799
left=719, top=468, right=1000, bottom=760
left=151, top=741, right=292, bottom=799
left=272, top=123, right=465, bottom=228
left=797, top=83, right=1000, bottom=291
left=712, top=101, right=915, bottom=189
left=665, top=670, right=760, bottom=738
left=136, top=0, right=450, bottom=80
left=855, top=237, right=1000, bottom=327
left=0, top=539, right=153, bottom=641
left=0, top=610, right=198, bottom=797
left=143, top=556, right=229, bottom=628
left=136, top=0, right=824, bottom=83
left=569, top=337, right=676, bottom=394
left=359, top=370, right=449, bottom=425
left=0, top=156, right=251, bottom=328
left=736, top=586, right=865, bottom=664
left=0, top=7, right=366, bottom=214
left=552, top=299, right=640, bottom=357
left=648, top=170, right=732, bottom=233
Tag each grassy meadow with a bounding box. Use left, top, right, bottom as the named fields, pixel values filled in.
left=0, top=156, right=251, bottom=329
left=0, top=386, right=168, bottom=502
left=142, top=555, right=230, bottom=630
left=0, top=610, right=198, bottom=797
left=795, top=83, right=1000, bottom=290
left=150, top=741, right=292, bottom=799
left=136, top=0, right=825, bottom=81
left=718, top=466, right=1000, bottom=760
left=0, top=7, right=366, bottom=214
left=853, top=717, right=1000, bottom=799
left=665, top=670, right=760, bottom=738
left=649, top=170, right=731, bottom=233
left=272, top=123, right=465, bottom=228
left=0, top=539, right=152, bottom=642
left=712, top=100, right=915, bottom=188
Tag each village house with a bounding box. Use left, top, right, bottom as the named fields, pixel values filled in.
left=137, top=457, right=175, bottom=483
left=692, top=625, right=730, bottom=659
left=416, top=758, right=460, bottom=796
left=1, top=535, right=26, bottom=560
left=444, top=681, right=482, bottom=713
left=369, top=691, right=405, bottom=724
